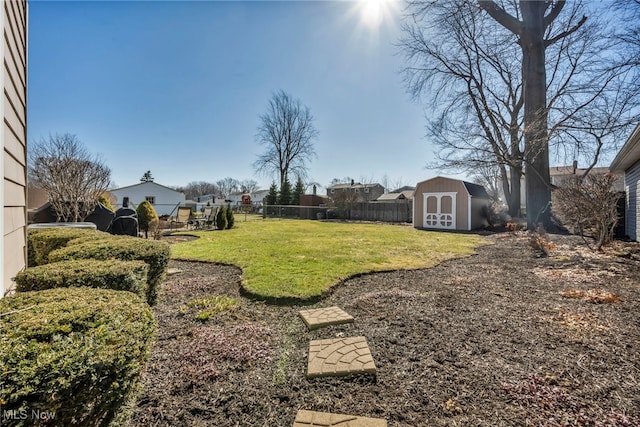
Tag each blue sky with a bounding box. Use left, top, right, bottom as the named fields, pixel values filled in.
left=28, top=0, right=443, bottom=192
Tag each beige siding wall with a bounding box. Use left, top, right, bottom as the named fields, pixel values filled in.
left=3, top=0, right=27, bottom=295
left=414, top=177, right=469, bottom=230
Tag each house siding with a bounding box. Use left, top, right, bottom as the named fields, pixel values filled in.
left=2, top=0, right=27, bottom=295
left=625, top=159, right=640, bottom=241
left=110, top=182, right=186, bottom=217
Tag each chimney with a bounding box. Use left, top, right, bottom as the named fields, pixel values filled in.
left=572, top=160, right=578, bottom=174
left=350, top=179, right=354, bottom=186
left=312, top=185, right=317, bottom=195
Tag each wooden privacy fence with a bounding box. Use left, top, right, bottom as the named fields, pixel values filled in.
left=262, top=202, right=413, bottom=223
left=348, top=202, right=412, bottom=223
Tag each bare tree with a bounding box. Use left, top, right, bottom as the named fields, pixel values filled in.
left=29, top=133, right=111, bottom=222
left=175, top=181, right=220, bottom=201
left=553, top=174, right=620, bottom=250
left=240, top=179, right=259, bottom=194
left=216, top=177, right=239, bottom=199
left=471, top=163, right=503, bottom=203
left=402, top=1, right=524, bottom=216
left=253, top=90, right=318, bottom=188
left=402, top=0, right=639, bottom=226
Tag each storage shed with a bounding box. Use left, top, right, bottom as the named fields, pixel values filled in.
left=610, top=123, right=640, bottom=241
left=413, top=177, right=491, bottom=231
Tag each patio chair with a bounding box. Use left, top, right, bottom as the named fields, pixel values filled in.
left=170, top=206, right=192, bottom=230
left=202, top=206, right=216, bottom=229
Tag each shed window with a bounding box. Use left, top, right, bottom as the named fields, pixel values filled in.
left=146, top=196, right=156, bottom=204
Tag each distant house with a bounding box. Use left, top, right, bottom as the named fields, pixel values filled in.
left=413, top=176, right=490, bottom=231
left=326, top=181, right=385, bottom=203
left=251, top=189, right=269, bottom=205
left=506, top=164, right=623, bottom=211
left=110, top=181, right=186, bottom=217
left=550, top=164, right=623, bottom=191
left=610, top=124, right=640, bottom=241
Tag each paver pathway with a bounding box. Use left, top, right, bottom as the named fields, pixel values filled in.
left=293, top=410, right=387, bottom=427
left=299, top=306, right=354, bottom=330
left=307, top=336, right=376, bottom=378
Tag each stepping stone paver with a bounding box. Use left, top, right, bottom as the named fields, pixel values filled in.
left=307, top=336, right=376, bottom=378
left=299, top=306, right=354, bottom=330
left=293, top=409, right=387, bottom=427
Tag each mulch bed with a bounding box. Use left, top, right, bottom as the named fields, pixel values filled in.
left=129, top=232, right=640, bottom=426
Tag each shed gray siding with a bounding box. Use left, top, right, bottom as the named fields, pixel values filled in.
left=625, top=159, right=640, bottom=241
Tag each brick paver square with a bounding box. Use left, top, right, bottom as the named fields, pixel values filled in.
left=307, top=336, right=376, bottom=378
left=299, top=306, right=354, bottom=330
left=293, top=409, right=387, bottom=426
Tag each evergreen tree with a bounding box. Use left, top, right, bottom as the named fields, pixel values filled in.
left=136, top=200, right=158, bottom=238
left=216, top=205, right=227, bottom=230
left=226, top=203, right=235, bottom=229
left=292, top=177, right=305, bottom=206
left=278, top=177, right=292, bottom=205
left=265, top=182, right=278, bottom=206
left=140, top=170, right=154, bottom=182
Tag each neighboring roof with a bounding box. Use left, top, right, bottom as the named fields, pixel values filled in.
left=550, top=165, right=612, bottom=176
left=462, top=181, right=490, bottom=199
left=611, top=123, right=640, bottom=172
left=375, top=190, right=414, bottom=201
left=111, top=181, right=184, bottom=195
left=328, top=182, right=383, bottom=189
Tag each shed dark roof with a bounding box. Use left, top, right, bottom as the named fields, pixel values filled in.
left=462, top=181, right=490, bottom=199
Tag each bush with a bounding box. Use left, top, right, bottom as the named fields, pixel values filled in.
left=0, top=287, right=155, bottom=427
left=13, top=259, right=148, bottom=300
left=48, top=236, right=170, bottom=305
left=216, top=206, right=227, bottom=230
left=98, top=195, right=115, bottom=212
left=27, top=228, right=110, bottom=266
left=226, top=204, right=235, bottom=229
left=553, top=173, right=620, bottom=250
left=136, top=200, right=159, bottom=239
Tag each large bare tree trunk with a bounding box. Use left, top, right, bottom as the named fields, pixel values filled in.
left=507, top=165, right=522, bottom=218
left=520, top=2, right=552, bottom=228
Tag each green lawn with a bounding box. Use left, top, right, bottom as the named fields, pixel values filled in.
left=170, top=218, right=487, bottom=300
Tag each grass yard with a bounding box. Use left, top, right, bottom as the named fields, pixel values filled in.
left=169, top=218, right=486, bottom=299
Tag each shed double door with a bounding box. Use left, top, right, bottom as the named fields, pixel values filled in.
left=423, top=192, right=456, bottom=230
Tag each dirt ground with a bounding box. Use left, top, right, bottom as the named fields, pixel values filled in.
left=129, top=232, right=640, bottom=427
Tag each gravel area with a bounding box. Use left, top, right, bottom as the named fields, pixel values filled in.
left=129, top=232, right=640, bottom=426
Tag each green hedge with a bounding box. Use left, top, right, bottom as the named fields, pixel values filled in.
left=48, top=236, right=170, bottom=305
left=27, top=228, right=111, bottom=267
left=0, top=287, right=155, bottom=427
left=13, top=259, right=149, bottom=301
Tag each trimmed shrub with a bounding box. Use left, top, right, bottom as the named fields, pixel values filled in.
left=226, top=204, right=235, bottom=229
left=98, top=195, right=115, bottom=212
left=136, top=200, right=159, bottom=239
left=0, top=287, right=155, bottom=427
left=13, top=259, right=148, bottom=300
left=48, top=236, right=170, bottom=305
left=216, top=206, right=227, bottom=230
left=27, top=228, right=110, bottom=266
